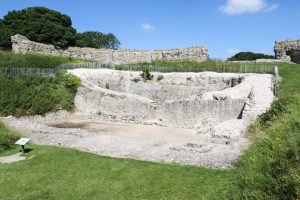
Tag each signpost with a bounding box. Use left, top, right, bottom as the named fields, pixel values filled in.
left=15, top=138, right=30, bottom=154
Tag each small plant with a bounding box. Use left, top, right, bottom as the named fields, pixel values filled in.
left=105, top=83, right=110, bottom=89
left=140, top=68, right=153, bottom=81
left=156, top=75, right=164, bottom=82
left=131, top=77, right=140, bottom=83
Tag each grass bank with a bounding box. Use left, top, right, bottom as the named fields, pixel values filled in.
left=229, top=63, right=300, bottom=199
left=0, top=51, right=83, bottom=68
left=0, top=71, right=80, bottom=117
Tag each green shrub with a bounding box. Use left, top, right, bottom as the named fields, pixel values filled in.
left=131, top=77, right=140, bottom=83
left=0, top=72, right=80, bottom=117
left=140, top=68, right=153, bottom=81
left=0, top=121, right=20, bottom=152
left=156, top=75, right=164, bottom=81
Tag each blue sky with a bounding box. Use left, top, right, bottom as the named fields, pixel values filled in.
left=0, top=0, right=299, bottom=59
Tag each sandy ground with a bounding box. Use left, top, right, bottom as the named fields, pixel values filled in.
left=3, top=114, right=249, bottom=168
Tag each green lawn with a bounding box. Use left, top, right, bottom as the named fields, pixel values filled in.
left=0, top=144, right=234, bottom=200
left=0, top=63, right=299, bottom=199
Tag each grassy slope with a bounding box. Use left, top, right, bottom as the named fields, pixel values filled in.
left=230, top=64, right=300, bottom=199
left=0, top=71, right=80, bottom=117
left=0, top=63, right=299, bottom=199
left=0, top=51, right=82, bottom=68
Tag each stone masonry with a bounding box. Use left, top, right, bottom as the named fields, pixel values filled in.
left=274, top=39, right=300, bottom=63
left=11, top=34, right=208, bottom=64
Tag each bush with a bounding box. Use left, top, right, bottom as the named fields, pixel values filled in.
left=157, top=75, right=164, bottom=81
left=0, top=72, right=80, bottom=117
left=0, top=121, right=20, bottom=152
left=228, top=52, right=274, bottom=61
left=0, top=7, right=76, bottom=49
left=140, top=68, right=153, bottom=81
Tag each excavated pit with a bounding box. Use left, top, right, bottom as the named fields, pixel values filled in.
left=4, top=69, right=275, bottom=168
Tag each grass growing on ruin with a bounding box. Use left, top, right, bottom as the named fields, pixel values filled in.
left=0, top=51, right=83, bottom=68
left=0, top=71, right=80, bottom=117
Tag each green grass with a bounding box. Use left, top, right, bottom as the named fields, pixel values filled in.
left=229, top=63, right=300, bottom=199
left=0, top=63, right=299, bottom=199
left=0, top=144, right=234, bottom=200
left=116, top=60, right=276, bottom=74
left=0, top=71, right=80, bottom=117
left=0, top=51, right=83, bottom=68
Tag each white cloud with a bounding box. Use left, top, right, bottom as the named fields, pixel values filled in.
left=220, top=0, right=278, bottom=15
left=141, top=23, right=155, bottom=30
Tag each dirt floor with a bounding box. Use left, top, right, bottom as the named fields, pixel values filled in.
left=4, top=114, right=249, bottom=168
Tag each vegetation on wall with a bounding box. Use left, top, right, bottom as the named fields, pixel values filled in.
left=228, top=51, right=275, bottom=61
left=0, top=71, right=80, bottom=117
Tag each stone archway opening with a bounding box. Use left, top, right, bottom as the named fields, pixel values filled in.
left=287, top=49, right=300, bottom=64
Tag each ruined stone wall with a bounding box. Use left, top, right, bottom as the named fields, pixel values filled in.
left=11, top=34, right=208, bottom=64
left=274, top=39, right=300, bottom=63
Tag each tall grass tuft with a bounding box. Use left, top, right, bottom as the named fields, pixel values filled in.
left=0, top=51, right=83, bottom=69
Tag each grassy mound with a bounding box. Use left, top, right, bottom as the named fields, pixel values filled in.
left=0, top=71, right=80, bottom=117
left=0, top=51, right=82, bottom=68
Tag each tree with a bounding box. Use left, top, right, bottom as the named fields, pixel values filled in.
left=0, top=7, right=76, bottom=49
left=228, top=52, right=274, bottom=61
left=76, top=31, right=120, bottom=49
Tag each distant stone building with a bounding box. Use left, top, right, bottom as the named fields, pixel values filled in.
left=11, top=34, right=208, bottom=64
left=274, top=39, right=300, bottom=64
